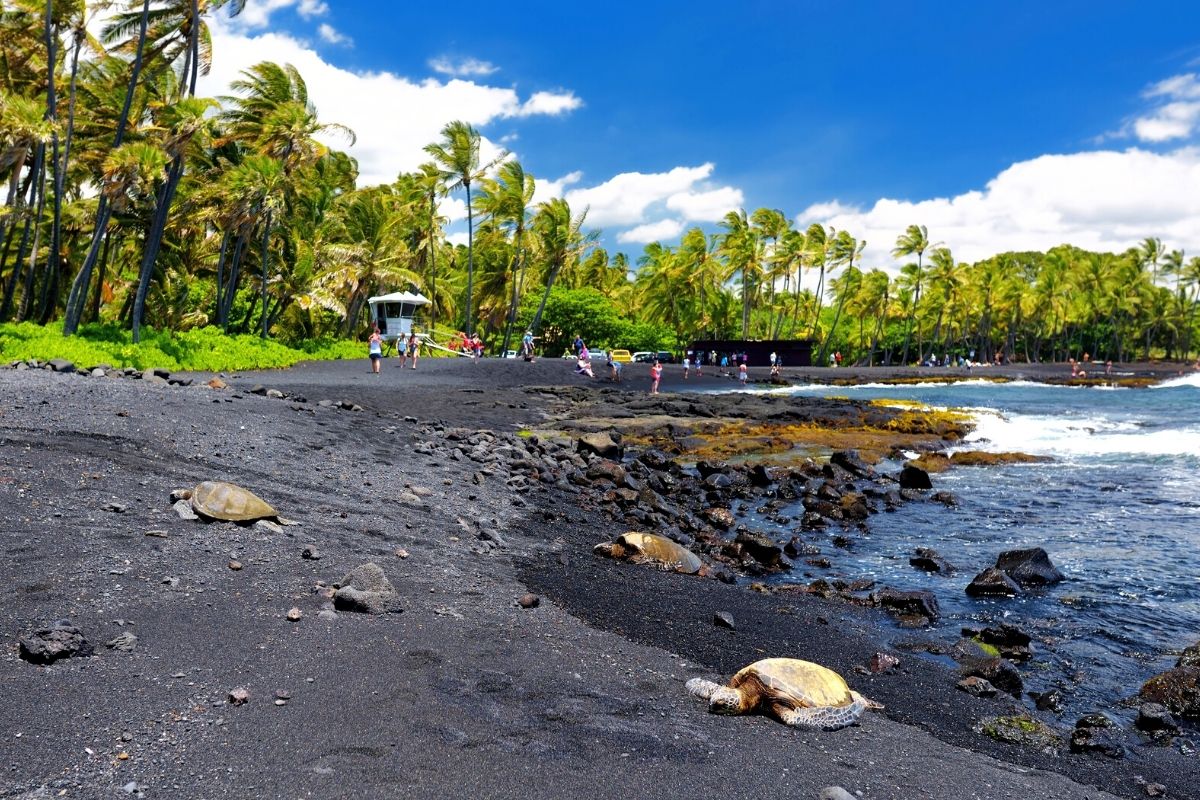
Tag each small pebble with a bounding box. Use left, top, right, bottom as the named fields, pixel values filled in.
left=394, top=548, right=409, bottom=559
left=228, top=687, right=250, bottom=705
left=518, top=593, right=540, bottom=609
left=286, top=607, right=303, bottom=622
left=228, top=560, right=243, bottom=571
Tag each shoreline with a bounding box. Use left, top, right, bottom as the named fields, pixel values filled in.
left=1, top=358, right=1195, bottom=799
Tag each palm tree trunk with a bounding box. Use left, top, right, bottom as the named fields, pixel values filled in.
left=17, top=144, right=49, bottom=322
left=464, top=182, right=474, bottom=336
left=260, top=211, right=272, bottom=338
left=42, top=1, right=62, bottom=325
left=87, top=229, right=113, bottom=323
left=221, top=233, right=249, bottom=331
left=64, top=0, right=151, bottom=335
left=427, top=192, right=437, bottom=330
left=531, top=259, right=563, bottom=334
left=213, top=229, right=230, bottom=321
left=500, top=238, right=523, bottom=355
left=132, top=158, right=185, bottom=342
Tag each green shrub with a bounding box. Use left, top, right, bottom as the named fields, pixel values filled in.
left=0, top=321, right=363, bottom=372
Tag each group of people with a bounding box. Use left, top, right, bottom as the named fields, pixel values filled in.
left=367, top=328, right=421, bottom=373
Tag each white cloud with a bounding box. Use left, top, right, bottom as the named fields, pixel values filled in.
left=517, top=90, right=582, bottom=117
left=665, top=185, right=744, bottom=222
left=796, top=146, right=1200, bottom=267
left=617, top=219, right=685, bottom=244
left=236, top=0, right=328, bottom=29
left=438, top=196, right=467, bottom=224
left=446, top=231, right=470, bottom=247
left=199, top=15, right=581, bottom=187
left=317, top=23, right=351, bottom=46
left=429, top=56, right=499, bottom=78
left=1131, top=73, right=1200, bottom=142
left=562, top=164, right=716, bottom=227
left=531, top=170, right=582, bottom=206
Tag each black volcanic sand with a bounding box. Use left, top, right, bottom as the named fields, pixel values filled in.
left=0, top=356, right=1194, bottom=800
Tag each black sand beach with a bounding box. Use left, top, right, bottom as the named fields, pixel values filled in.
left=1, top=356, right=1195, bottom=799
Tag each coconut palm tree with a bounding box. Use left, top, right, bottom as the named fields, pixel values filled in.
left=424, top=120, right=503, bottom=336
left=891, top=224, right=931, bottom=364
left=475, top=158, right=534, bottom=354
left=718, top=209, right=760, bottom=338
left=529, top=197, right=594, bottom=334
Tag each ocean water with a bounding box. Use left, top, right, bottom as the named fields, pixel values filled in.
left=762, top=373, right=1200, bottom=720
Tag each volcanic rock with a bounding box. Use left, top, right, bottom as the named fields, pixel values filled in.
left=1070, top=714, right=1125, bottom=758
left=48, top=359, right=75, bottom=374
left=577, top=431, right=622, bottom=460
left=957, top=676, right=997, bottom=697
left=966, top=567, right=1021, bottom=597
left=909, top=547, right=954, bottom=574
left=713, top=611, right=735, bottom=630
left=105, top=632, right=138, bottom=652
left=961, top=656, right=1023, bottom=697
left=995, top=547, right=1065, bottom=587
left=1135, top=703, right=1179, bottom=734
left=735, top=530, right=788, bottom=570
left=1139, top=666, right=1200, bottom=718
left=333, top=562, right=403, bottom=614
left=870, top=587, right=940, bottom=624
left=1177, top=640, right=1200, bottom=668
left=19, top=622, right=93, bottom=664
left=830, top=450, right=874, bottom=478
left=898, top=464, right=932, bottom=490
left=964, top=623, right=1034, bottom=661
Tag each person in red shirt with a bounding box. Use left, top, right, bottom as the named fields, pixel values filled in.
left=650, top=360, right=663, bottom=394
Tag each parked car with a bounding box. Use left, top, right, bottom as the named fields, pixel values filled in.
left=656, top=351, right=676, bottom=363
left=632, top=351, right=654, bottom=363
left=503, top=350, right=518, bottom=359
left=589, top=350, right=607, bottom=362
left=609, top=349, right=633, bottom=363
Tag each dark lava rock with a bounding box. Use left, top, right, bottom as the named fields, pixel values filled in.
left=871, top=587, right=940, bottom=624
left=48, top=358, right=75, bottom=374
left=747, top=463, right=774, bottom=487
left=898, top=464, right=932, bottom=490
left=703, top=507, right=735, bottom=530
left=696, top=460, right=729, bottom=479
left=909, top=547, right=954, bottom=574
left=957, top=676, right=997, bottom=697
left=830, top=450, right=874, bottom=478
left=713, top=611, right=735, bottom=630
left=931, top=490, right=957, bottom=507
left=586, top=460, right=626, bottom=485
left=333, top=562, right=403, bottom=614
left=966, top=567, right=1021, bottom=597
left=577, top=431, right=622, bottom=460
left=964, top=623, right=1034, bottom=662
left=704, top=472, right=733, bottom=490
left=1177, top=640, right=1200, bottom=668
left=799, top=511, right=827, bottom=530
left=995, top=547, right=1065, bottom=587
left=1070, top=714, right=1125, bottom=758
left=1030, top=689, right=1064, bottom=713
left=839, top=493, right=870, bottom=521
left=735, top=530, right=787, bottom=570
left=105, top=632, right=138, bottom=653
left=869, top=652, right=899, bottom=673
left=1136, top=703, right=1180, bottom=734
left=19, top=622, right=93, bottom=664
left=785, top=537, right=820, bottom=557
left=1139, top=666, right=1200, bottom=718
left=977, top=714, right=1060, bottom=748
left=961, top=656, right=1023, bottom=697
left=518, top=593, right=540, bottom=609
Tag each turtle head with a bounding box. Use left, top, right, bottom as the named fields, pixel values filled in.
left=708, top=686, right=746, bottom=715
left=593, top=541, right=626, bottom=559
left=170, top=488, right=193, bottom=502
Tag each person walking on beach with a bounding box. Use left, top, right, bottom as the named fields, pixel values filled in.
left=407, top=331, right=420, bottom=369
left=683, top=354, right=690, bottom=379
left=522, top=330, right=536, bottom=362
left=650, top=359, right=662, bottom=394
left=739, top=360, right=748, bottom=386
left=397, top=335, right=408, bottom=368
left=572, top=334, right=584, bottom=357
left=470, top=333, right=483, bottom=362
left=368, top=327, right=383, bottom=374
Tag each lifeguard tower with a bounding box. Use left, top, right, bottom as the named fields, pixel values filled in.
left=367, top=291, right=429, bottom=342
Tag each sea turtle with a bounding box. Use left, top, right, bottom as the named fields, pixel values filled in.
left=686, top=658, right=882, bottom=730
left=593, top=532, right=703, bottom=574
left=172, top=481, right=278, bottom=522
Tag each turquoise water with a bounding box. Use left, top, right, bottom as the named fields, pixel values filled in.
left=762, top=374, right=1200, bottom=719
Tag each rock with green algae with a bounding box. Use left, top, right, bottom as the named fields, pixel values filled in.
left=977, top=714, right=1061, bottom=749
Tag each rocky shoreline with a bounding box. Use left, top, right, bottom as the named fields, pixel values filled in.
left=1, top=357, right=1196, bottom=799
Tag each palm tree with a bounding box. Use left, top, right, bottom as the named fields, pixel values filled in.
left=817, top=229, right=864, bottom=363
left=718, top=209, right=760, bottom=338
left=424, top=120, right=502, bottom=337
left=891, top=224, right=931, bottom=364
left=476, top=159, right=534, bottom=354
left=529, top=197, right=594, bottom=334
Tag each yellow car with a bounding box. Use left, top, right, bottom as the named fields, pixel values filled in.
left=609, top=349, right=633, bottom=363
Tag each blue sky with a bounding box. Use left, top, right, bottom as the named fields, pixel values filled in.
left=199, top=0, right=1200, bottom=264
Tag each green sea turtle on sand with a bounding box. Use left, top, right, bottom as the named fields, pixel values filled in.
left=686, top=658, right=882, bottom=730
left=172, top=481, right=278, bottom=522
left=593, top=532, right=703, bottom=574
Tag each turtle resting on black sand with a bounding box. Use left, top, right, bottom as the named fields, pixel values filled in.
left=686, top=658, right=882, bottom=730
left=593, top=532, right=703, bottom=574
left=171, top=481, right=278, bottom=522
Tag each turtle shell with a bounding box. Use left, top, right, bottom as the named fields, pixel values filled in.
left=616, top=532, right=702, bottom=574
left=189, top=481, right=277, bottom=521
left=731, top=658, right=853, bottom=710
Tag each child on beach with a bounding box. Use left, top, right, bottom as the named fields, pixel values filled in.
left=606, top=352, right=622, bottom=382
left=368, top=327, right=383, bottom=374
left=738, top=361, right=747, bottom=386
left=682, top=355, right=690, bottom=379
left=650, top=360, right=662, bottom=394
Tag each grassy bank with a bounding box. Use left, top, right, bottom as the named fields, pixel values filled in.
left=0, top=322, right=362, bottom=372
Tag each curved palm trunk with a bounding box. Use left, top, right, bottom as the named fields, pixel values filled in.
left=260, top=211, right=272, bottom=338
left=64, top=0, right=151, bottom=335
left=1, top=153, right=43, bottom=321
left=500, top=232, right=523, bottom=355
left=18, top=145, right=49, bottom=321
left=531, top=258, right=563, bottom=334
left=817, top=291, right=850, bottom=365
left=464, top=182, right=474, bottom=336
left=132, top=159, right=185, bottom=342
left=427, top=193, right=437, bottom=329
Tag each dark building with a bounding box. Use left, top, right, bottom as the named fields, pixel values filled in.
left=688, top=339, right=814, bottom=367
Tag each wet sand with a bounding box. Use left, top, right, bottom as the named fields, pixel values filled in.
left=0, top=356, right=1193, bottom=799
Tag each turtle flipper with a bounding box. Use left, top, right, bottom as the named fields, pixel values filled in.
left=775, top=698, right=864, bottom=731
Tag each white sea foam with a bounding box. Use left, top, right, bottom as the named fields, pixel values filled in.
left=961, top=409, right=1200, bottom=459
left=1152, top=372, right=1200, bottom=390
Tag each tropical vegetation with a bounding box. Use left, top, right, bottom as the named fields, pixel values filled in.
left=3, top=0, right=1199, bottom=368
